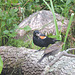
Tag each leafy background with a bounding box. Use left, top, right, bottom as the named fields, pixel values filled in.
left=0, top=0, right=75, bottom=47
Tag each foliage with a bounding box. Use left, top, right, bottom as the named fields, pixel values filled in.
left=0, top=2, right=19, bottom=46
left=18, top=0, right=42, bottom=17
left=63, top=13, right=74, bottom=50
left=0, top=0, right=32, bottom=46
left=0, top=0, right=75, bottom=46
left=0, top=56, right=3, bottom=74
left=52, top=0, right=75, bottom=18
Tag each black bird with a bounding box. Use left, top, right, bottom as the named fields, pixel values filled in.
left=38, top=42, right=64, bottom=62
left=33, top=30, right=60, bottom=51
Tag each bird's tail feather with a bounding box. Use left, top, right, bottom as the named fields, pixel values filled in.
left=53, top=39, right=60, bottom=43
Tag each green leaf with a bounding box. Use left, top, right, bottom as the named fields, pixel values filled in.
left=36, top=0, right=39, bottom=2
left=0, top=9, right=2, bottom=12
left=7, top=19, right=12, bottom=24
left=0, top=9, right=2, bottom=17
left=3, top=30, right=9, bottom=34
left=73, top=0, right=75, bottom=3
left=48, top=35, right=61, bottom=40
left=0, top=56, right=3, bottom=74
left=61, top=0, right=64, bottom=2
left=11, top=0, right=18, bottom=3
left=66, top=0, right=72, bottom=5
left=14, top=8, right=18, bottom=12
left=8, top=32, right=17, bottom=37
left=9, top=8, right=18, bottom=15
left=23, top=26, right=31, bottom=31
left=30, top=0, right=33, bottom=2
left=1, top=21, right=5, bottom=28
left=2, top=16, right=6, bottom=20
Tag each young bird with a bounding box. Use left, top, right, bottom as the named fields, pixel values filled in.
left=33, top=30, right=60, bottom=51
left=38, top=41, right=64, bottom=63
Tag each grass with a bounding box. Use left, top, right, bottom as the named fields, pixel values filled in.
left=43, top=0, right=60, bottom=40
left=43, top=0, right=74, bottom=50
left=0, top=56, right=3, bottom=74
left=63, top=13, right=74, bottom=50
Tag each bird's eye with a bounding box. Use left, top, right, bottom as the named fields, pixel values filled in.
left=36, top=33, right=40, bottom=36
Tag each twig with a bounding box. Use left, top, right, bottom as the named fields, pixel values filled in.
left=66, top=48, right=75, bottom=52
left=23, top=0, right=30, bottom=7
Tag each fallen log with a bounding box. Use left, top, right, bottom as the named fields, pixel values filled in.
left=0, top=46, right=75, bottom=75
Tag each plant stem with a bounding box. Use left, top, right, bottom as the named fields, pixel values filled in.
left=63, top=13, right=74, bottom=50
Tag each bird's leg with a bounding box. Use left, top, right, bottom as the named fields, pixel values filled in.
left=44, top=47, right=47, bottom=50
left=38, top=47, right=47, bottom=51
left=35, top=47, right=43, bottom=52
left=38, top=47, right=43, bottom=51
left=38, top=47, right=48, bottom=51
left=38, top=54, right=47, bottom=63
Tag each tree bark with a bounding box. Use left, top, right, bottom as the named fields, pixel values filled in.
left=0, top=46, right=75, bottom=75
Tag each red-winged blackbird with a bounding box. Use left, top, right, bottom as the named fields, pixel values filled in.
left=38, top=42, right=64, bottom=62
left=33, top=30, right=60, bottom=51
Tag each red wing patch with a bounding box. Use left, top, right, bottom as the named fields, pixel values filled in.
left=39, top=36, right=46, bottom=39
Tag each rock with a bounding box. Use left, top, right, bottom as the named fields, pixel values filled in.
left=16, top=10, right=69, bottom=38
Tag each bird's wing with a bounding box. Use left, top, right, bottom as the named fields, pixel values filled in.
left=39, top=36, right=46, bottom=39
left=44, top=42, right=64, bottom=54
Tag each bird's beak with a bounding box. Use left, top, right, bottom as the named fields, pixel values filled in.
left=36, top=33, right=41, bottom=36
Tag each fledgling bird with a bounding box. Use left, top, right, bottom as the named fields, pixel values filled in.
left=33, top=30, right=60, bottom=51
left=38, top=41, right=64, bottom=63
